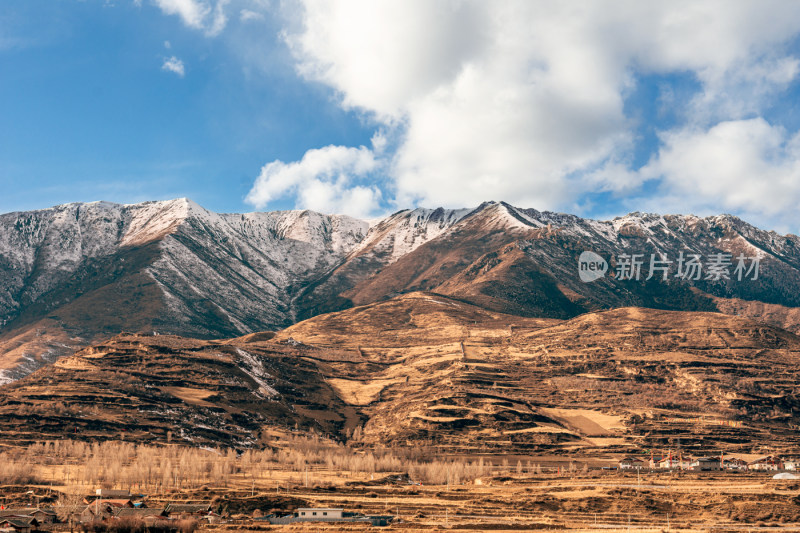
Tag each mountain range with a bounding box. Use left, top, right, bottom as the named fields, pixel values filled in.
left=2, top=198, right=800, bottom=385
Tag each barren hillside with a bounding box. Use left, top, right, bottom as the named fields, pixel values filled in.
left=2, top=292, right=798, bottom=457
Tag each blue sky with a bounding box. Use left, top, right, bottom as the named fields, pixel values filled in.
left=0, top=0, right=374, bottom=214
left=3, top=1, right=800, bottom=233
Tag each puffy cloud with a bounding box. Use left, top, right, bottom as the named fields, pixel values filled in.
left=154, top=0, right=229, bottom=36
left=275, top=0, right=800, bottom=218
left=640, top=118, right=800, bottom=230
left=287, top=0, right=488, bottom=119
left=245, top=144, right=382, bottom=218
left=154, top=0, right=210, bottom=29
left=161, top=55, right=185, bottom=77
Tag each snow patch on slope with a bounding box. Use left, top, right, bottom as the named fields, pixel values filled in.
left=352, top=206, right=471, bottom=262
left=121, top=199, right=192, bottom=247
left=236, top=348, right=279, bottom=398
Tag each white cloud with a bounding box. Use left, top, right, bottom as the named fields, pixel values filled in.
left=206, top=0, right=230, bottom=37
left=161, top=55, right=185, bottom=77
left=287, top=0, right=488, bottom=120
left=240, top=9, right=265, bottom=22
left=246, top=144, right=382, bottom=218
left=154, top=0, right=210, bottom=29
left=153, top=0, right=229, bottom=36
left=685, top=56, right=800, bottom=126
left=639, top=118, right=800, bottom=230
left=274, top=0, right=800, bottom=219
left=370, top=131, right=387, bottom=155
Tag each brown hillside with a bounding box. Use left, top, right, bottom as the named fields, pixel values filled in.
left=1, top=294, right=799, bottom=458
left=280, top=297, right=800, bottom=456
left=0, top=333, right=358, bottom=447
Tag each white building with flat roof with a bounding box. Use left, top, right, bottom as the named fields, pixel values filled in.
left=296, top=508, right=343, bottom=520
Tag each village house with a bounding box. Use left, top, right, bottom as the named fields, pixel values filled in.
left=0, top=517, right=37, bottom=533
left=267, top=508, right=393, bottom=526
left=0, top=513, right=20, bottom=520
left=652, top=455, right=689, bottom=470
left=749, top=456, right=783, bottom=471
left=783, top=459, right=799, bottom=471
left=650, top=456, right=667, bottom=469
left=81, top=497, right=136, bottom=523
left=28, top=509, right=56, bottom=525
left=689, top=457, right=722, bottom=471
left=81, top=503, right=114, bottom=523
left=296, top=508, right=344, bottom=520
left=723, top=458, right=749, bottom=471
left=0, top=508, right=57, bottom=527
left=80, top=506, right=100, bottom=523
left=97, top=499, right=133, bottom=509
left=619, top=457, right=646, bottom=470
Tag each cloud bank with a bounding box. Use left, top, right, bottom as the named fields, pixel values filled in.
left=151, top=0, right=800, bottom=229
left=241, top=0, right=800, bottom=228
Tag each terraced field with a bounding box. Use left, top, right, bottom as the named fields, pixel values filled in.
left=1, top=292, right=799, bottom=458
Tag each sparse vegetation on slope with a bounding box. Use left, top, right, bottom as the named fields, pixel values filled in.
left=0, top=292, right=798, bottom=458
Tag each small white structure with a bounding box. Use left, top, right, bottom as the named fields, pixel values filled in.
left=297, top=508, right=343, bottom=520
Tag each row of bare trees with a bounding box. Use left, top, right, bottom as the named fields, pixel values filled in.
left=0, top=437, right=538, bottom=488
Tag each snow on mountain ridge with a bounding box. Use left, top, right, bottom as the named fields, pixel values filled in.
left=2, top=198, right=797, bottom=330
left=0, top=199, right=370, bottom=334
left=121, top=199, right=194, bottom=246
left=350, top=206, right=472, bottom=263
left=4, top=197, right=800, bottom=385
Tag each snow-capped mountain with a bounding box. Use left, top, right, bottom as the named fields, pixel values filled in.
left=0, top=199, right=369, bottom=382
left=2, top=198, right=800, bottom=383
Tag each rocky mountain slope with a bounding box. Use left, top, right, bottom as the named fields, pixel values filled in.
left=313, top=202, right=800, bottom=328
left=0, top=199, right=369, bottom=382
left=2, top=198, right=800, bottom=383
left=2, top=292, right=798, bottom=456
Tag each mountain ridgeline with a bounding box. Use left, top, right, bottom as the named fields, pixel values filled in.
left=2, top=198, right=800, bottom=382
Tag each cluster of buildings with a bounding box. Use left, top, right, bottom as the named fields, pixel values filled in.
left=0, top=490, right=217, bottom=533
left=0, top=509, right=56, bottom=533
left=0, top=491, right=394, bottom=532
left=619, top=454, right=799, bottom=472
